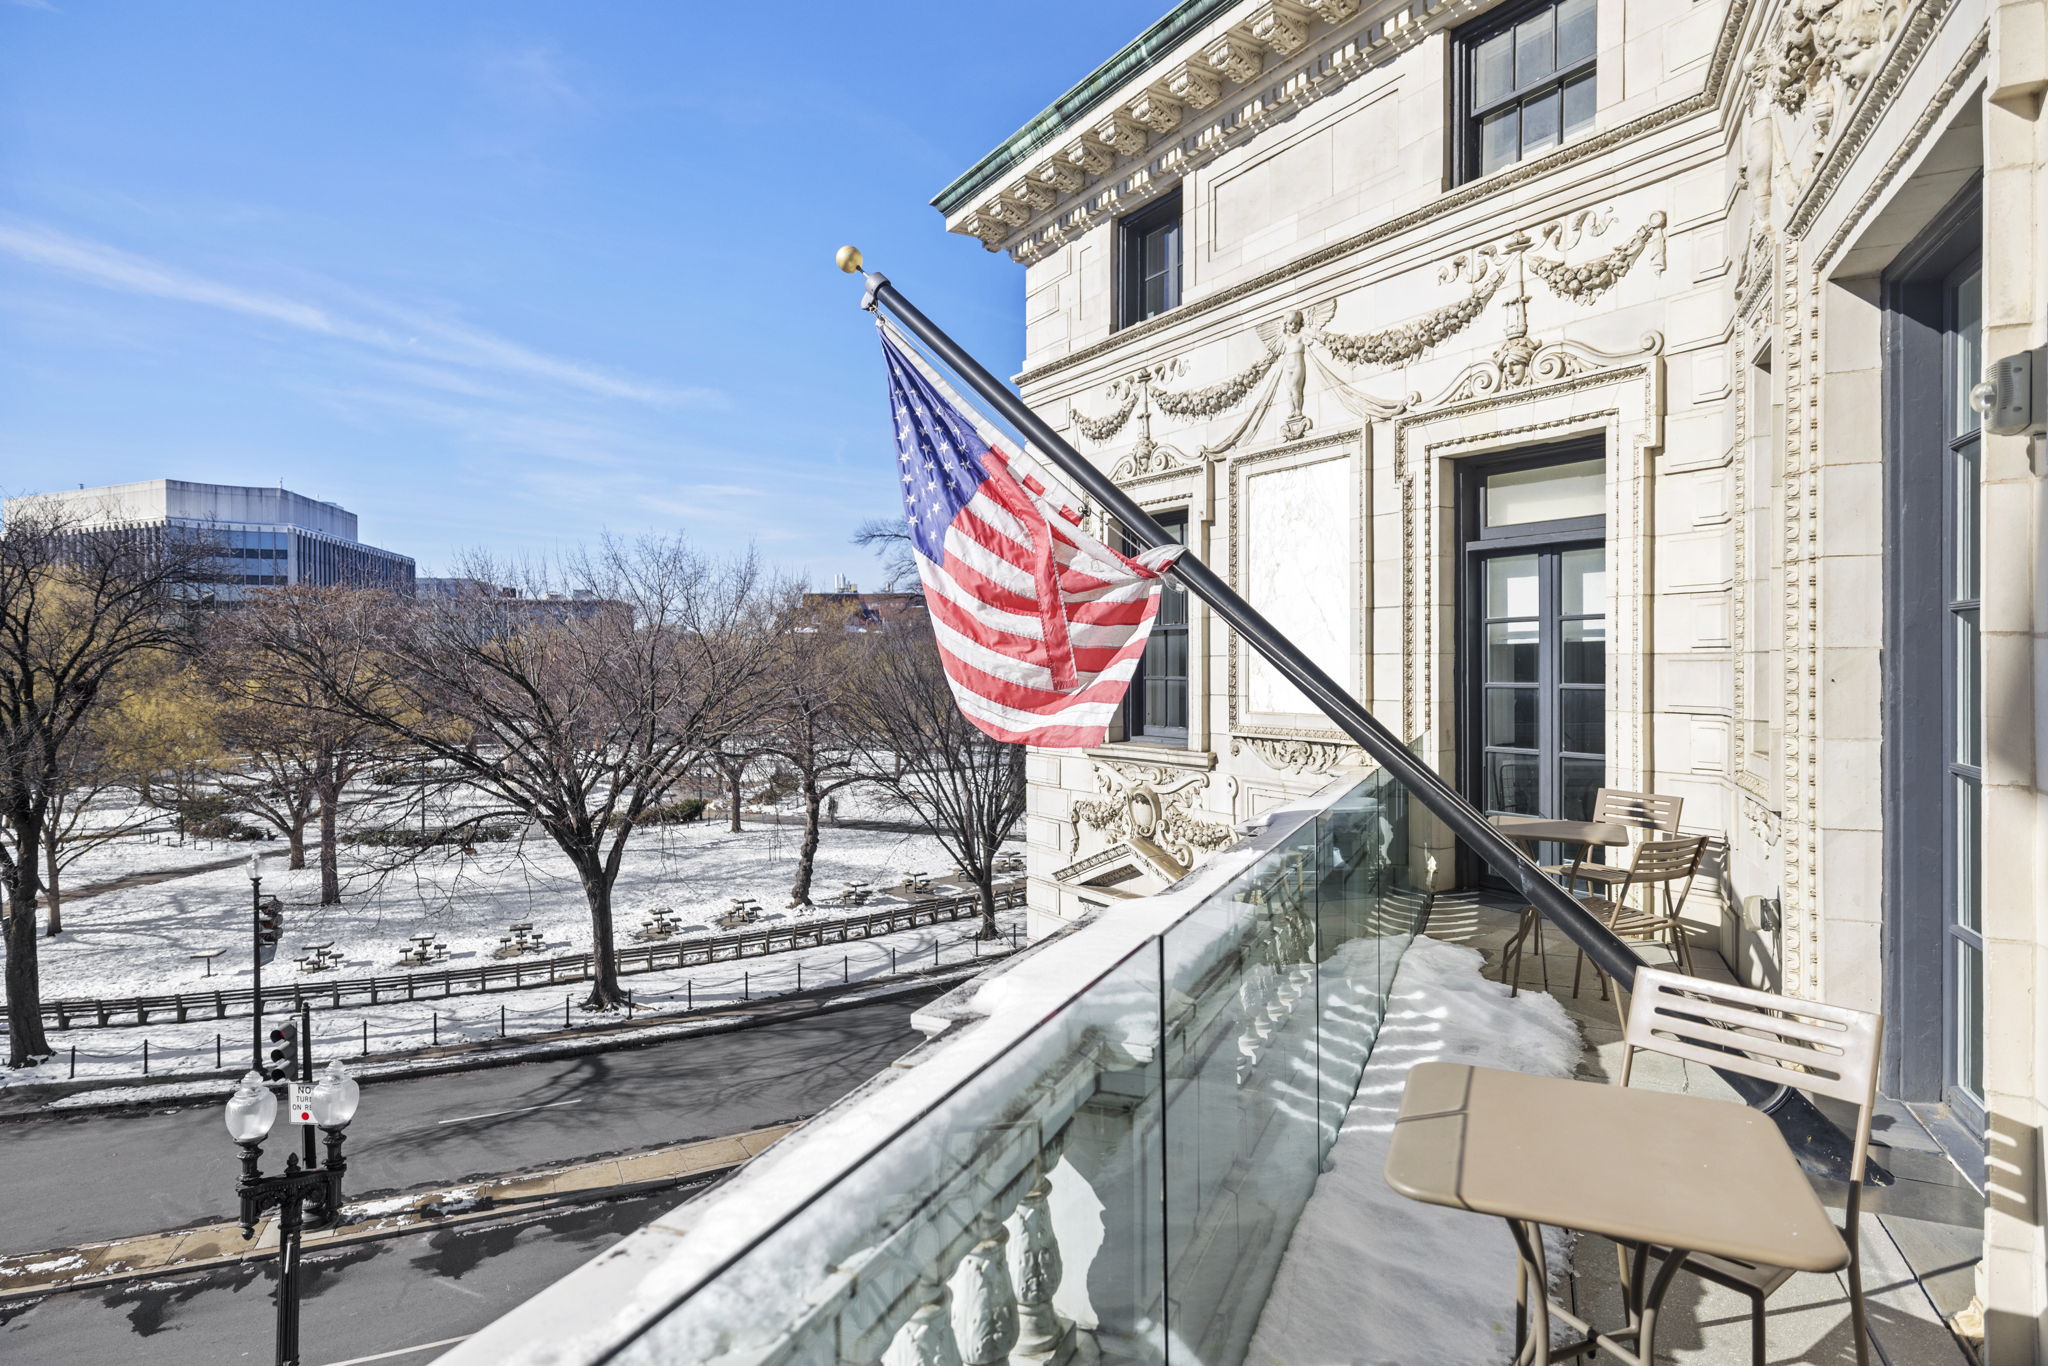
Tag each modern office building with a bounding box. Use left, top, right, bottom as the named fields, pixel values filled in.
left=3, top=479, right=414, bottom=597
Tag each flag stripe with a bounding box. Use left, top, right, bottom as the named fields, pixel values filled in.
left=882, top=323, right=1184, bottom=749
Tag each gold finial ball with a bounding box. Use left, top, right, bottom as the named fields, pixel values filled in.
left=835, top=244, right=864, bottom=274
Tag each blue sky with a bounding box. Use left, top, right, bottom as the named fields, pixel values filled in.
left=0, top=2, right=1153, bottom=583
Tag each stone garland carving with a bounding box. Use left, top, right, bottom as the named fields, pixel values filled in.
left=1069, top=761, right=1236, bottom=867
left=1317, top=268, right=1508, bottom=367
left=1072, top=388, right=1138, bottom=442
left=1524, top=212, right=1668, bottom=303
left=1232, top=733, right=1362, bottom=777
left=1148, top=349, right=1279, bottom=419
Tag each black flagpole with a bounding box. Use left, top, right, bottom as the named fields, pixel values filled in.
left=840, top=246, right=1873, bottom=1184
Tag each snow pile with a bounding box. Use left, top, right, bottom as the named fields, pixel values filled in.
left=1243, top=935, right=1583, bottom=1366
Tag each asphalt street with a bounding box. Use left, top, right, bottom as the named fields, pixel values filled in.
left=2, top=991, right=939, bottom=1256
left=0, top=1188, right=690, bottom=1366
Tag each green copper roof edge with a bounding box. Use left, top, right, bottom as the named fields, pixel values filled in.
left=932, top=0, right=1241, bottom=216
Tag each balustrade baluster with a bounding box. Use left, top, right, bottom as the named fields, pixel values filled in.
left=1008, top=1144, right=1074, bottom=1363
left=952, top=1217, right=1019, bottom=1366
left=885, top=1275, right=964, bottom=1366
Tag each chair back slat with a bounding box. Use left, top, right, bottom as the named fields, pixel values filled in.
left=1623, top=966, right=1881, bottom=1128
left=1592, top=788, right=1684, bottom=833
left=1625, top=835, right=1707, bottom=883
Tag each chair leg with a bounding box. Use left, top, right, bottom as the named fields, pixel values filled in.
left=1747, top=1288, right=1766, bottom=1366
left=1534, top=913, right=1550, bottom=993
left=1846, top=1230, right=1872, bottom=1366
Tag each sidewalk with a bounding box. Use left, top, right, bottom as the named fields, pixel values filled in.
left=0, top=1123, right=794, bottom=1302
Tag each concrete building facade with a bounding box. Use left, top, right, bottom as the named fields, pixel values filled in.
left=4, top=479, right=415, bottom=597
left=937, top=0, right=2047, bottom=1351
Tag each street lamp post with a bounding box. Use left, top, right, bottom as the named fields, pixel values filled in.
left=224, top=1061, right=361, bottom=1366
left=248, top=854, right=265, bottom=1071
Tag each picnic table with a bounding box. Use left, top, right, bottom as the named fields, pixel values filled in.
left=297, top=942, right=343, bottom=973
left=400, top=933, right=447, bottom=966
left=190, top=948, right=227, bottom=978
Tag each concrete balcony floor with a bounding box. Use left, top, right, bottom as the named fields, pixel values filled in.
left=1428, top=895, right=1984, bottom=1365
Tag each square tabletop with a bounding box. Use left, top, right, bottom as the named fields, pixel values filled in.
left=1489, top=815, right=1634, bottom=847
left=1385, top=1061, right=1848, bottom=1272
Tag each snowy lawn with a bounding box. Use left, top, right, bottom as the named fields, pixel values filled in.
left=14, top=815, right=981, bottom=1005
left=1244, top=935, right=1584, bottom=1366
left=8, top=902, right=1023, bottom=1091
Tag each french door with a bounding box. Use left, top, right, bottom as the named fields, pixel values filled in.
left=1459, top=448, right=1608, bottom=881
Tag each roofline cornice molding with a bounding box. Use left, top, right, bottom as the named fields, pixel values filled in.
left=1011, top=0, right=1762, bottom=389
left=940, top=0, right=1464, bottom=256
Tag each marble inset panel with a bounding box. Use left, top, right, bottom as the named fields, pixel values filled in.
left=1242, top=454, right=1352, bottom=716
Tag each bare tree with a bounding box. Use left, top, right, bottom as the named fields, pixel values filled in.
left=0, top=507, right=213, bottom=1066
left=851, top=630, right=1024, bottom=939
left=705, top=736, right=764, bottom=834
left=761, top=627, right=866, bottom=907
left=239, top=540, right=776, bottom=1010
left=205, top=590, right=387, bottom=903
left=852, top=519, right=919, bottom=592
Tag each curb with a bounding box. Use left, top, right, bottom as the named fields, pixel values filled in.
left=1, top=958, right=1006, bottom=1118
left=0, top=1123, right=796, bottom=1303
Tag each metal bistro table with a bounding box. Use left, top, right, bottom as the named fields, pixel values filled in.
left=1385, top=1061, right=1847, bottom=1366
left=1491, top=815, right=1632, bottom=994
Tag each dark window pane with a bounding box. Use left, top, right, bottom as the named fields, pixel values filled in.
left=1487, top=752, right=1541, bottom=814
left=1561, top=547, right=1605, bottom=615
left=1561, top=688, right=1605, bottom=754
left=1562, top=618, right=1605, bottom=684
left=1487, top=622, right=1540, bottom=683
left=1486, top=687, right=1539, bottom=749
left=1474, top=29, right=1515, bottom=107
left=1515, top=12, right=1556, bottom=85
left=1953, top=607, right=1979, bottom=766
left=1956, top=776, right=1980, bottom=933
left=1562, top=71, right=1596, bottom=137
left=1480, top=106, right=1519, bottom=174
left=1556, top=0, right=1595, bottom=66
left=1957, top=940, right=1982, bottom=1098
left=1486, top=554, right=1540, bottom=617
left=1521, top=86, right=1561, bottom=156
left=1953, top=437, right=1978, bottom=599
left=1560, top=758, right=1605, bottom=820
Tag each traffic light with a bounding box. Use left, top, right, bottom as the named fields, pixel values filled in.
left=256, top=896, right=283, bottom=967
left=267, top=1021, right=300, bottom=1083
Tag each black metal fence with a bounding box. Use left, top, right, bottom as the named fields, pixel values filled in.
left=35, top=884, right=1025, bottom=1030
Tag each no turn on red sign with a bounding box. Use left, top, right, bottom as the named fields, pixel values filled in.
left=287, top=1083, right=316, bottom=1125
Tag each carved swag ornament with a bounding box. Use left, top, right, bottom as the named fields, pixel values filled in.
left=1070, top=761, right=1236, bottom=868
left=1070, top=207, right=1668, bottom=454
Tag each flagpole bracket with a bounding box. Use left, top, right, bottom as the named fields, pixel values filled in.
left=861, top=271, right=889, bottom=313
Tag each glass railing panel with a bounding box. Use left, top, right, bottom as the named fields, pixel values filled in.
left=604, top=937, right=1168, bottom=1366
left=1157, top=768, right=1430, bottom=1366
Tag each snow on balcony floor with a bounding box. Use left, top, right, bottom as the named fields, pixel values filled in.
left=1244, top=934, right=1582, bottom=1366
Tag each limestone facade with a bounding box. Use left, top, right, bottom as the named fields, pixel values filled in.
left=937, top=0, right=2048, bottom=1352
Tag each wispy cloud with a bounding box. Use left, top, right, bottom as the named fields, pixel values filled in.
left=3, top=0, right=59, bottom=10
left=476, top=45, right=585, bottom=111
left=0, top=218, right=718, bottom=407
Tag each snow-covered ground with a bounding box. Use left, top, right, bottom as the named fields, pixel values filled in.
left=7, top=902, right=1023, bottom=1091
left=19, top=814, right=975, bottom=1004
left=1245, top=935, right=1583, bottom=1366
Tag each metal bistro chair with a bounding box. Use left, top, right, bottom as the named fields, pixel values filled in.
left=1617, top=967, right=1881, bottom=1366
left=1570, top=833, right=1709, bottom=1000
left=1544, top=788, right=1684, bottom=889
left=1502, top=788, right=1683, bottom=995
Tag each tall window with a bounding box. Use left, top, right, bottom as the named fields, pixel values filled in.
left=1882, top=186, right=1982, bottom=1132
left=1118, top=190, right=1182, bottom=330
left=1457, top=0, right=1595, bottom=182
left=1123, top=510, right=1189, bottom=744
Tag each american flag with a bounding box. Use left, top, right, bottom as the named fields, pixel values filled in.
left=880, top=323, right=1184, bottom=748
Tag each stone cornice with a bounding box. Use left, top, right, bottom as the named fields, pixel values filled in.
left=944, top=0, right=1466, bottom=254
left=1009, top=0, right=1757, bottom=390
